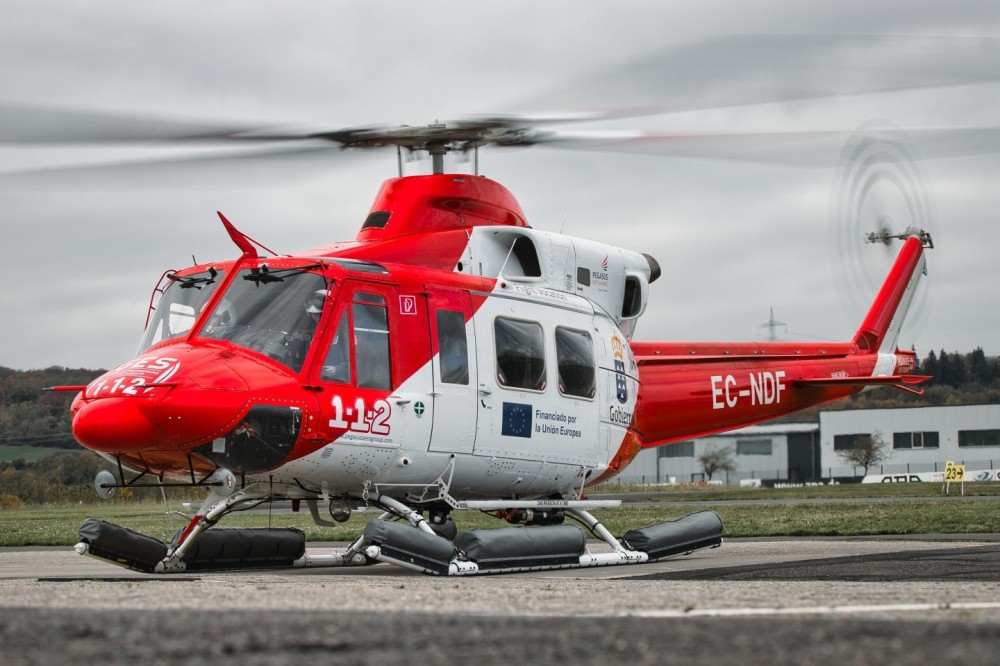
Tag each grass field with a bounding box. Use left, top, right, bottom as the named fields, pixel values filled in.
left=0, top=446, right=71, bottom=463
left=2, top=483, right=999, bottom=547
left=593, top=480, right=1000, bottom=501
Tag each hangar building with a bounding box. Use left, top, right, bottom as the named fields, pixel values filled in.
left=618, top=422, right=819, bottom=485
left=616, top=404, right=1000, bottom=485
left=820, top=404, right=1000, bottom=480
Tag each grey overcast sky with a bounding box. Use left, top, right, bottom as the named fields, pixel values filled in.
left=2, top=0, right=999, bottom=371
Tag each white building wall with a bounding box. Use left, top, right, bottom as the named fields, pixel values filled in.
left=611, top=405, right=1000, bottom=485
left=614, top=424, right=816, bottom=485
left=819, top=404, right=1000, bottom=476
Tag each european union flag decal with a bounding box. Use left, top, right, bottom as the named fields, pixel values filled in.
left=501, top=402, right=533, bottom=438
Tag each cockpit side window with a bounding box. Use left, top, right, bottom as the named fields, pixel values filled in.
left=353, top=295, right=392, bottom=390
left=494, top=316, right=545, bottom=392
left=320, top=311, right=351, bottom=383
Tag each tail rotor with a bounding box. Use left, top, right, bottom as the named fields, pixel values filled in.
left=830, top=121, right=937, bottom=346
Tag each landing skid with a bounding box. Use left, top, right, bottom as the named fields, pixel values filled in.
left=353, top=511, right=723, bottom=576
left=74, top=491, right=723, bottom=576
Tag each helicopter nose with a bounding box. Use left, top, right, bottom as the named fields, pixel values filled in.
left=72, top=386, right=251, bottom=453
left=72, top=398, right=159, bottom=452
left=72, top=348, right=252, bottom=454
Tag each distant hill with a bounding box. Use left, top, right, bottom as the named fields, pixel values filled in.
left=0, top=366, right=104, bottom=450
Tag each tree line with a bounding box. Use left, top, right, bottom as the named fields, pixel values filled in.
left=918, top=348, right=1000, bottom=388
left=775, top=347, right=1000, bottom=422
left=0, top=365, right=103, bottom=448
left=0, top=450, right=111, bottom=506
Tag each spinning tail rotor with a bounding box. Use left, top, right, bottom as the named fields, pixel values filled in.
left=830, top=121, right=937, bottom=347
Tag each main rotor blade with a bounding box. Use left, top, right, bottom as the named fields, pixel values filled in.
left=4, top=34, right=998, bottom=175
left=0, top=103, right=253, bottom=144
left=0, top=102, right=375, bottom=145
left=0, top=144, right=361, bottom=190
left=528, top=126, right=1000, bottom=166
left=518, top=35, right=1000, bottom=118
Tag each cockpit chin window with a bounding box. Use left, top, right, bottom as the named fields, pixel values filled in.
left=138, top=269, right=225, bottom=354
left=198, top=268, right=328, bottom=373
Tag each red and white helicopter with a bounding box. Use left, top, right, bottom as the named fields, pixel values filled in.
left=51, top=124, right=929, bottom=575
left=24, top=35, right=999, bottom=575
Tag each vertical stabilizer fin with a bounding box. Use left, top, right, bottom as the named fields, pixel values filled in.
left=852, top=229, right=931, bottom=354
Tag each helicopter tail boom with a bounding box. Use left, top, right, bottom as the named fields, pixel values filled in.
left=631, top=230, right=932, bottom=448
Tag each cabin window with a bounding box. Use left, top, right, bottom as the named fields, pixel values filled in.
left=658, top=441, right=694, bottom=458
left=353, top=296, right=392, bottom=390
left=555, top=327, right=595, bottom=399
left=958, top=429, right=1000, bottom=448
left=436, top=310, right=469, bottom=385
left=494, top=317, right=545, bottom=391
left=320, top=311, right=351, bottom=383
left=833, top=433, right=871, bottom=451
left=893, top=432, right=939, bottom=449
left=736, top=439, right=773, bottom=456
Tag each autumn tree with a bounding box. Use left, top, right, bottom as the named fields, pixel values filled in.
left=698, top=446, right=736, bottom=481
left=836, top=430, right=891, bottom=476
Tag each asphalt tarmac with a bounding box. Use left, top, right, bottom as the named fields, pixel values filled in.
left=2, top=536, right=1000, bottom=665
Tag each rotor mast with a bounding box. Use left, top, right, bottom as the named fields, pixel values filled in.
left=429, top=143, right=447, bottom=175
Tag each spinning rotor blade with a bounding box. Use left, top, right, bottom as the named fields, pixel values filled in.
left=0, top=144, right=362, bottom=190
left=524, top=126, right=1000, bottom=166
left=518, top=35, right=1000, bottom=117
left=0, top=102, right=299, bottom=144
left=3, top=34, right=1000, bottom=183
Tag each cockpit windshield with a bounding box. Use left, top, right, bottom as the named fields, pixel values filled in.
left=198, top=267, right=328, bottom=373
left=138, top=268, right=225, bottom=354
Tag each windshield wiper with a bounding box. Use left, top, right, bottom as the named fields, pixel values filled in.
left=170, top=267, right=218, bottom=289
left=241, top=263, right=324, bottom=285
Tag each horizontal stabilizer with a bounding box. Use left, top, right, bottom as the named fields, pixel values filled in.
left=793, top=374, right=931, bottom=395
